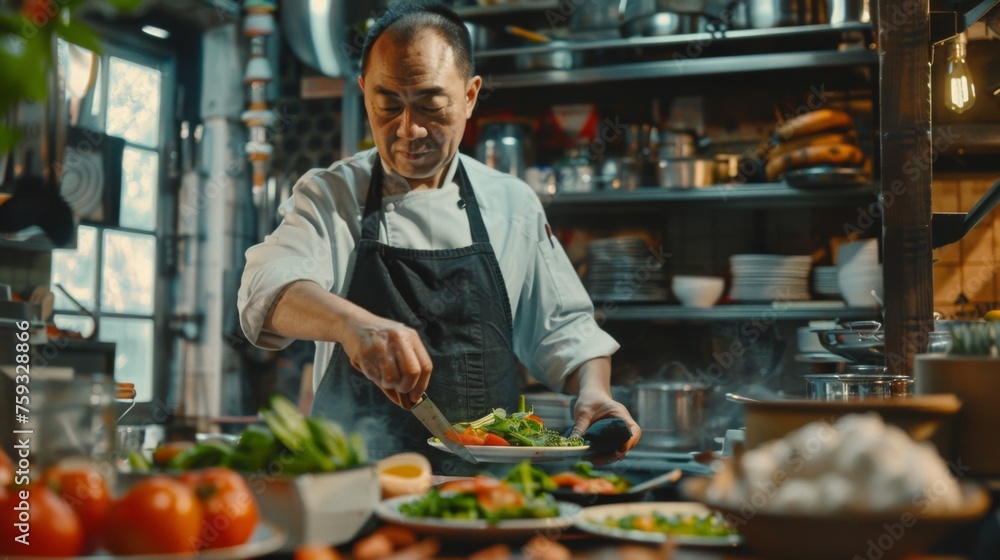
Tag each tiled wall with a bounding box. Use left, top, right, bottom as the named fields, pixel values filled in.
left=932, top=172, right=1000, bottom=318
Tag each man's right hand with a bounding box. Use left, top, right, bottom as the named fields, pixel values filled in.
left=263, top=281, right=433, bottom=410
left=342, top=314, right=433, bottom=408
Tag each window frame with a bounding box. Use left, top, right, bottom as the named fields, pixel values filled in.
left=53, top=36, right=176, bottom=421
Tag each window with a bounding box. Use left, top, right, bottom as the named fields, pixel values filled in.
left=51, top=41, right=174, bottom=403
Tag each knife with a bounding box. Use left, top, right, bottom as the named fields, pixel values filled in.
left=409, top=393, right=479, bottom=464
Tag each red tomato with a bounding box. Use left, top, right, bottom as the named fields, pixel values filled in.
left=20, top=0, right=55, bottom=24
left=523, top=414, right=544, bottom=428
left=550, top=473, right=586, bottom=487
left=0, top=482, right=85, bottom=557
left=0, top=448, right=12, bottom=487
left=452, top=426, right=485, bottom=445
left=179, top=467, right=259, bottom=550
left=104, top=476, right=204, bottom=555
left=45, top=463, right=112, bottom=553
left=482, top=433, right=511, bottom=446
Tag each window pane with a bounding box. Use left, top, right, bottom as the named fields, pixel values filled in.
left=106, top=57, right=161, bottom=147
left=52, top=225, right=98, bottom=311
left=100, top=317, right=154, bottom=402
left=102, top=230, right=155, bottom=314
left=120, top=147, right=159, bottom=230
left=53, top=314, right=96, bottom=339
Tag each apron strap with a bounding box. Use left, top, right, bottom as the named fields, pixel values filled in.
left=361, top=154, right=492, bottom=245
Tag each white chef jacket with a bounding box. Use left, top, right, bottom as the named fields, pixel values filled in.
left=238, top=149, right=619, bottom=394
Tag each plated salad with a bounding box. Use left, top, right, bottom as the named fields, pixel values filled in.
left=438, top=396, right=585, bottom=448
left=600, top=511, right=737, bottom=538
left=399, top=462, right=561, bottom=523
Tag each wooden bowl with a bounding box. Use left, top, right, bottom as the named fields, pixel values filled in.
left=685, top=477, right=990, bottom=560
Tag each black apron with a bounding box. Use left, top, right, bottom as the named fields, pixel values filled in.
left=311, top=156, right=520, bottom=470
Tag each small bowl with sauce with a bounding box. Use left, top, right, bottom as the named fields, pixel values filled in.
left=377, top=452, right=432, bottom=499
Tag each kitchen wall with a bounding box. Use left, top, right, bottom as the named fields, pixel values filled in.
left=932, top=172, right=1000, bottom=318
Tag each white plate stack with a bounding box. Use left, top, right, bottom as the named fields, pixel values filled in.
left=584, top=237, right=669, bottom=302
left=812, top=265, right=841, bottom=298
left=729, top=254, right=812, bottom=302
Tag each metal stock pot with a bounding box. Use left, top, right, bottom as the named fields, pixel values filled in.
left=634, top=381, right=708, bottom=449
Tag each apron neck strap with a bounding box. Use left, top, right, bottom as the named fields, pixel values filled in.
left=362, top=154, right=490, bottom=244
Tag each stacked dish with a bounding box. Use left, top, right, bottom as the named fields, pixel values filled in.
left=837, top=239, right=882, bottom=307
left=729, top=254, right=812, bottom=302
left=584, top=237, right=668, bottom=302
left=812, top=265, right=840, bottom=298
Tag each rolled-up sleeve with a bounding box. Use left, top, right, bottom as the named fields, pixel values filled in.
left=237, top=169, right=352, bottom=350
left=512, top=204, right=620, bottom=391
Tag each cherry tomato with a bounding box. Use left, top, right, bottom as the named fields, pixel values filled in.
left=482, top=433, right=511, bottom=446
left=0, top=448, right=12, bottom=487
left=152, top=441, right=195, bottom=467
left=45, top=463, right=112, bottom=553
left=179, top=467, right=259, bottom=549
left=0, top=482, right=85, bottom=557
left=104, top=475, right=204, bottom=555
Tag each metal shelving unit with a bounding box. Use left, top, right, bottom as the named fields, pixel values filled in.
left=541, top=182, right=880, bottom=213
left=594, top=303, right=877, bottom=322
left=482, top=49, right=876, bottom=89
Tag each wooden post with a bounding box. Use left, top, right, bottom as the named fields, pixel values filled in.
left=877, top=0, right=935, bottom=374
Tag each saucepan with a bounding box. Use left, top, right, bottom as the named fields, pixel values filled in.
left=634, top=381, right=708, bottom=450
left=817, top=321, right=953, bottom=364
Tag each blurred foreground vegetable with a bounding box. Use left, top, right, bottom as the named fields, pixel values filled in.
left=145, top=395, right=367, bottom=475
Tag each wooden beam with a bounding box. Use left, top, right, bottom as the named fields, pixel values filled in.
left=877, top=0, right=935, bottom=374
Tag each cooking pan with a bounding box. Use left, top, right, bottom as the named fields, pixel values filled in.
left=932, top=175, right=1000, bottom=248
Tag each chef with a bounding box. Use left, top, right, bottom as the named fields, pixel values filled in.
left=237, top=3, right=640, bottom=464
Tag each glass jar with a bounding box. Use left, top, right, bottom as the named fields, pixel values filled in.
left=26, top=376, right=115, bottom=472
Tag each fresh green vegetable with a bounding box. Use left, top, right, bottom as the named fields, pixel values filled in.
left=602, top=512, right=737, bottom=537
left=135, top=394, right=367, bottom=475
left=504, top=461, right=557, bottom=499
left=461, top=407, right=585, bottom=447
left=127, top=450, right=152, bottom=473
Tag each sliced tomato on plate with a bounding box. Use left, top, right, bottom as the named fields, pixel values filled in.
left=482, top=433, right=511, bottom=446
left=440, top=475, right=501, bottom=494
left=477, top=484, right=526, bottom=513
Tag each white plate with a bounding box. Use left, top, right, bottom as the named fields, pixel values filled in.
left=575, top=502, right=742, bottom=547
left=7, top=522, right=286, bottom=560
left=375, top=495, right=581, bottom=540
left=428, top=439, right=590, bottom=462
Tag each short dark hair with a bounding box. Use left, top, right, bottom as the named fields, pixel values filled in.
left=360, top=2, right=475, bottom=79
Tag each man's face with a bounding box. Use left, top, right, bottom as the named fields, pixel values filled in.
left=359, top=28, right=481, bottom=189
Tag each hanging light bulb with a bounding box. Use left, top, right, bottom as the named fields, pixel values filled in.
left=945, top=32, right=976, bottom=113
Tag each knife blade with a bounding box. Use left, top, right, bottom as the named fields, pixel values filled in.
left=410, top=393, right=479, bottom=464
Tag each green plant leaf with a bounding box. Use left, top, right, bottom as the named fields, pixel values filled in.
left=57, top=19, right=102, bottom=52
left=0, top=125, right=23, bottom=154
left=106, top=0, right=147, bottom=12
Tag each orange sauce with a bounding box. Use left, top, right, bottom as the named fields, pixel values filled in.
left=382, top=464, right=423, bottom=478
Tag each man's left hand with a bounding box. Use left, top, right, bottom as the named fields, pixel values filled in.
left=570, top=388, right=641, bottom=459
